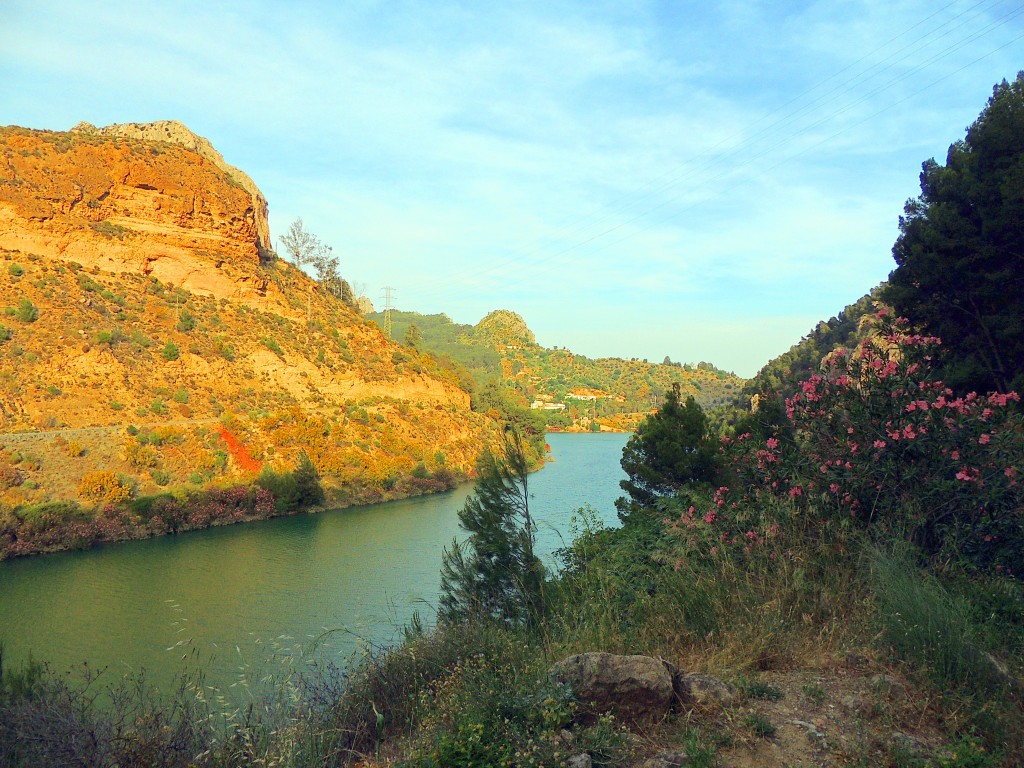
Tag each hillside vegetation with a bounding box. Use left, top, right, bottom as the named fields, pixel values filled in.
left=0, top=124, right=503, bottom=557
left=369, top=308, right=743, bottom=431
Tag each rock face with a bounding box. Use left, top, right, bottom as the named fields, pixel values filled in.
left=71, top=120, right=271, bottom=254
left=552, top=652, right=676, bottom=724
left=0, top=123, right=493, bottom=508
left=0, top=124, right=270, bottom=301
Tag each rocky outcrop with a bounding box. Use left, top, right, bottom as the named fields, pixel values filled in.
left=552, top=652, right=677, bottom=724
left=0, top=124, right=270, bottom=301
left=0, top=123, right=493, bottom=514
left=474, top=309, right=537, bottom=347
left=71, top=120, right=271, bottom=256
left=674, top=672, right=739, bottom=707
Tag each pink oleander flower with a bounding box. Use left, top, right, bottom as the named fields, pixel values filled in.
left=979, top=434, right=991, bottom=445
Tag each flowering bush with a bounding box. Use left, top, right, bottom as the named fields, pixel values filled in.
left=667, top=315, right=1023, bottom=573
left=78, top=471, right=132, bottom=504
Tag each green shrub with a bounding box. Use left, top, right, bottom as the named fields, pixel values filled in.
left=129, top=330, right=152, bottom=347
left=76, top=274, right=102, bottom=292
left=175, top=310, right=195, bottom=333
left=740, top=678, right=785, bottom=701
left=261, top=336, right=284, bottom=357
left=870, top=546, right=1009, bottom=693
left=0, top=325, right=10, bottom=343
left=95, top=328, right=126, bottom=345
left=89, top=220, right=129, bottom=239
left=743, top=712, right=777, bottom=739
left=161, top=341, right=179, bottom=361
left=8, top=264, right=23, bottom=277
left=14, top=298, right=37, bottom=323
left=0, top=645, right=45, bottom=703
left=255, top=451, right=323, bottom=513
left=215, top=337, right=235, bottom=360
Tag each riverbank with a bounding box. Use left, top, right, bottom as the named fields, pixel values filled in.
left=0, top=463, right=466, bottom=560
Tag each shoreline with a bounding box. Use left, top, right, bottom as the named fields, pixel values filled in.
left=0, top=470, right=469, bottom=562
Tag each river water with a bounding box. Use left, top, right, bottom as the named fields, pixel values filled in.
left=0, top=432, right=628, bottom=691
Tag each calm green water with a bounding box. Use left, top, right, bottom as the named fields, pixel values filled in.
left=0, top=433, right=628, bottom=691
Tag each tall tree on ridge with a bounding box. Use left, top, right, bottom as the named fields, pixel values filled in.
left=884, top=73, right=1024, bottom=394
left=279, top=218, right=332, bottom=323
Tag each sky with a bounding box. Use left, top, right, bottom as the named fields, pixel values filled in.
left=2, top=1, right=1021, bottom=377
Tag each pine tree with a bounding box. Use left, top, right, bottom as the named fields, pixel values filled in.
left=616, top=383, right=719, bottom=517
left=884, top=73, right=1024, bottom=394
left=439, top=428, right=545, bottom=626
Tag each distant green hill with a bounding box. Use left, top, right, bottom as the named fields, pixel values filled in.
left=743, top=286, right=885, bottom=399
left=368, top=309, right=743, bottom=431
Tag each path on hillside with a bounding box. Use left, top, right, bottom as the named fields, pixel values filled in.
left=0, top=418, right=222, bottom=447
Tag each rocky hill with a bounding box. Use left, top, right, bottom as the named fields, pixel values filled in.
left=0, top=123, right=497, bottom=512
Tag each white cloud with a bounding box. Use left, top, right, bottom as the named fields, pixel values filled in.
left=2, top=0, right=1021, bottom=374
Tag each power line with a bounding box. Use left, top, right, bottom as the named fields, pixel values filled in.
left=460, top=26, right=1024, bottom=296
left=401, top=1, right=1020, bottom=302
left=380, top=286, right=396, bottom=338
left=406, top=2, right=1023, bottom=301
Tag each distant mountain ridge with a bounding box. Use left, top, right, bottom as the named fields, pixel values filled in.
left=369, top=308, right=744, bottom=431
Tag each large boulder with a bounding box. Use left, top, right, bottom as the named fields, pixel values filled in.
left=552, top=652, right=676, bottom=724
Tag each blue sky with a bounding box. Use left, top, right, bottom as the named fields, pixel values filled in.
left=2, top=1, right=1021, bottom=376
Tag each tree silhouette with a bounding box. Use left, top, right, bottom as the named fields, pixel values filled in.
left=616, top=383, right=719, bottom=516
left=439, top=427, right=544, bottom=626
left=884, top=73, right=1024, bottom=394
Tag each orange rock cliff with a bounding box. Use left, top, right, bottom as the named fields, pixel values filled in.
left=0, top=122, right=493, bottom=506
left=0, top=121, right=271, bottom=303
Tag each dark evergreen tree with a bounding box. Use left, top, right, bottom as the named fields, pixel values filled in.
left=439, top=428, right=545, bottom=626
left=884, top=73, right=1024, bottom=394
left=616, top=384, right=719, bottom=516
left=256, top=449, right=324, bottom=513
left=293, top=450, right=325, bottom=508
left=403, top=323, right=423, bottom=351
